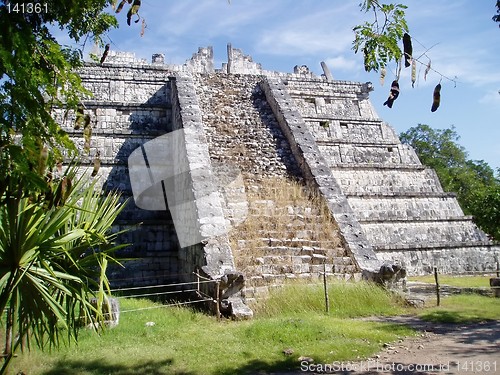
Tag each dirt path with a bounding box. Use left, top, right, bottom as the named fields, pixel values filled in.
left=353, top=316, right=500, bottom=375
left=275, top=317, right=500, bottom=375
left=272, top=282, right=499, bottom=375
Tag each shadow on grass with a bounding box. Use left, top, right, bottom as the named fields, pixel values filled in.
left=215, top=357, right=298, bottom=375
left=420, top=310, right=492, bottom=324
left=41, top=358, right=190, bottom=375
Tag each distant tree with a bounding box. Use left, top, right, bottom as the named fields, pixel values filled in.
left=494, top=0, right=500, bottom=26
left=400, top=124, right=500, bottom=240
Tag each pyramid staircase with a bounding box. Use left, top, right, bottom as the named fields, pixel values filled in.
left=192, top=73, right=360, bottom=302
left=231, top=181, right=360, bottom=303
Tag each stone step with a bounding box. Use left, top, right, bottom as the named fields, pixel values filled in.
left=361, top=219, right=490, bottom=248
left=241, top=230, right=339, bottom=242
left=237, top=253, right=353, bottom=266
left=244, top=216, right=332, bottom=229
left=331, top=163, right=427, bottom=171
left=240, top=262, right=359, bottom=280
left=346, top=192, right=457, bottom=198
left=358, top=215, right=475, bottom=224
left=373, top=240, right=496, bottom=252
left=246, top=211, right=327, bottom=219
left=333, top=168, right=443, bottom=196
left=242, top=270, right=362, bottom=291
left=236, top=245, right=346, bottom=257
left=348, top=195, right=464, bottom=222
left=317, top=139, right=401, bottom=147
left=235, top=238, right=342, bottom=250
left=247, top=204, right=323, bottom=216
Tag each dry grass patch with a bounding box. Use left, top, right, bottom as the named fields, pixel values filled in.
left=230, top=177, right=344, bottom=272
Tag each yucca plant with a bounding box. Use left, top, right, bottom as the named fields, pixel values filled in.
left=0, top=169, right=128, bottom=373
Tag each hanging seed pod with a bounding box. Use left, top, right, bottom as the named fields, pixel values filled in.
left=431, top=83, right=441, bottom=112
left=38, top=146, right=48, bottom=175
left=52, top=175, right=72, bottom=207
left=424, top=60, right=431, bottom=81
left=116, top=0, right=126, bottom=13
left=91, top=151, right=101, bottom=177
left=403, top=33, right=413, bottom=68
left=100, top=44, right=110, bottom=64
left=140, top=18, right=147, bottom=37
left=61, top=176, right=72, bottom=204
left=411, top=59, right=417, bottom=88
left=83, top=125, right=92, bottom=154
left=74, top=104, right=84, bottom=130
left=84, top=114, right=91, bottom=127
left=396, top=56, right=403, bottom=81
left=383, top=80, right=400, bottom=108
left=380, top=67, right=386, bottom=86
left=127, top=0, right=141, bottom=25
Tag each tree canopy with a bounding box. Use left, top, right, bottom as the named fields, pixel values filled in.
left=0, top=0, right=118, bottom=201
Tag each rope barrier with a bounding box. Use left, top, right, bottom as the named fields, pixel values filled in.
left=120, top=298, right=214, bottom=313
left=108, top=279, right=215, bottom=293
left=116, top=288, right=199, bottom=299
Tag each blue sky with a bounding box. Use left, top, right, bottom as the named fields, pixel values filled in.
left=85, top=0, right=500, bottom=171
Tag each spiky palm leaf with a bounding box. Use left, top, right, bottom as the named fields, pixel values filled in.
left=0, top=170, right=127, bottom=372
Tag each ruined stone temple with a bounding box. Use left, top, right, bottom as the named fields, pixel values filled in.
left=56, top=45, right=499, bottom=315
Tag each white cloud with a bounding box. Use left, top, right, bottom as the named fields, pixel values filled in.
left=479, top=89, right=500, bottom=105
left=324, top=55, right=360, bottom=73
left=255, top=3, right=360, bottom=56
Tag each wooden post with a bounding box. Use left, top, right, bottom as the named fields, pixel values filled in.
left=323, top=262, right=330, bottom=314
left=496, top=256, right=499, bottom=278
left=215, top=280, right=221, bottom=321
left=434, top=267, right=440, bottom=307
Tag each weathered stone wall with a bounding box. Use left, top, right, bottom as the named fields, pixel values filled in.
left=60, top=59, right=180, bottom=287
left=192, top=73, right=301, bottom=181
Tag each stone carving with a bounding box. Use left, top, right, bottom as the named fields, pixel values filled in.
left=294, top=64, right=310, bottom=75
left=375, top=263, right=407, bottom=288
left=152, top=53, right=164, bottom=64
left=320, top=61, right=334, bottom=81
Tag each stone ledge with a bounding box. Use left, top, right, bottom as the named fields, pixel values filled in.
left=304, top=117, right=383, bottom=124
left=317, top=140, right=402, bottom=147
left=358, top=215, right=475, bottom=224
left=373, top=241, right=498, bottom=251
left=331, top=163, right=426, bottom=170
left=83, top=61, right=176, bottom=72
left=64, top=129, right=166, bottom=137
left=80, top=101, right=171, bottom=109
left=346, top=192, right=458, bottom=198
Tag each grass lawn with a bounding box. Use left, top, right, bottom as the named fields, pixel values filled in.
left=8, top=281, right=414, bottom=375
left=419, top=294, right=500, bottom=324
left=409, top=274, right=496, bottom=288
